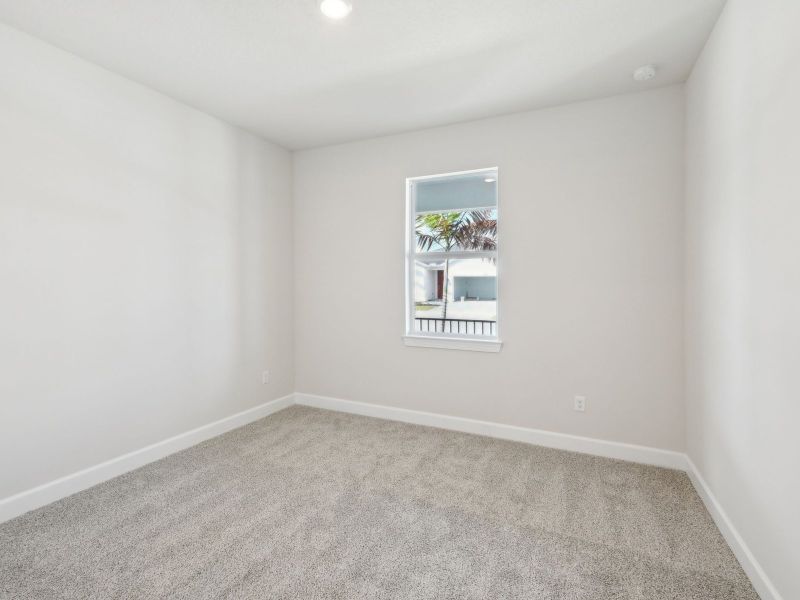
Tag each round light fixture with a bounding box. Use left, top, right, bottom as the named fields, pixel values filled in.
left=484, top=178, right=496, bottom=183
left=320, top=0, right=352, bottom=19
left=633, top=64, right=657, bottom=82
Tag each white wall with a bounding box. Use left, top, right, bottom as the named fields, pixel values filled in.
left=685, top=1, right=800, bottom=598
left=0, top=24, right=294, bottom=500
left=294, top=86, right=685, bottom=451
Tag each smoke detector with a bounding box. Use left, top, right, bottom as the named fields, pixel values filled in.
left=633, top=64, right=657, bottom=82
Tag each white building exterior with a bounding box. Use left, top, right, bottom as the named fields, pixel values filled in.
left=415, top=258, right=496, bottom=303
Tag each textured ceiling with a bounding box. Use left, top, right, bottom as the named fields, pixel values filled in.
left=0, top=0, right=725, bottom=149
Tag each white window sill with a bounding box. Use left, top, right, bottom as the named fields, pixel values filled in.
left=402, top=335, right=503, bottom=353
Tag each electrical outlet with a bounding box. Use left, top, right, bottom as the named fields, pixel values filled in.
left=574, top=396, right=586, bottom=412
left=262, top=370, right=270, bottom=384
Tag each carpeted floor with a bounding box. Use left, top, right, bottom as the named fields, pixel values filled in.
left=0, top=405, right=758, bottom=599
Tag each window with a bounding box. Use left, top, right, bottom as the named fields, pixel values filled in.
left=404, top=168, right=501, bottom=352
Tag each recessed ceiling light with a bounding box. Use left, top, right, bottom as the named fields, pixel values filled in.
left=484, top=178, right=496, bottom=183
left=633, top=64, right=657, bottom=82
left=320, top=0, right=352, bottom=19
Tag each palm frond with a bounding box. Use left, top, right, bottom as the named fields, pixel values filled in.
left=415, top=232, right=436, bottom=252
left=415, top=209, right=496, bottom=253
left=453, top=210, right=497, bottom=251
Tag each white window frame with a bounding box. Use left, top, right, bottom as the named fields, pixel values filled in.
left=403, top=167, right=502, bottom=352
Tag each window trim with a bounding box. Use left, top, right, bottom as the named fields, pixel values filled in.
left=404, top=167, right=501, bottom=352
left=402, top=335, right=503, bottom=352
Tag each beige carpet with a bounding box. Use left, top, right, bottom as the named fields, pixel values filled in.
left=0, top=405, right=758, bottom=599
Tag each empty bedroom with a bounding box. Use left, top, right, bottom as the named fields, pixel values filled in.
left=0, top=1, right=797, bottom=598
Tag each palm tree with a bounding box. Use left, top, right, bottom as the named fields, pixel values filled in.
left=415, top=209, right=496, bottom=322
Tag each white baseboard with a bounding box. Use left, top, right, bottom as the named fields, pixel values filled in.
left=685, top=457, right=782, bottom=600
left=294, top=392, right=687, bottom=471
left=0, top=394, right=294, bottom=524
left=1, top=390, right=778, bottom=600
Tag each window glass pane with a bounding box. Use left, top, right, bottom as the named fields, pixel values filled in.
left=408, top=168, right=499, bottom=341
left=413, top=257, right=497, bottom=336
